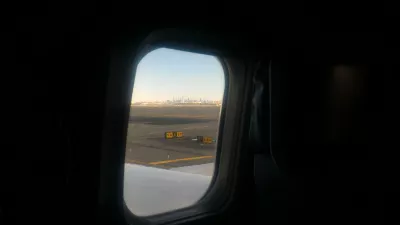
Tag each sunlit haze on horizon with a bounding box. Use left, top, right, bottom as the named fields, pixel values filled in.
left=131, top=48, right=224, bottom=103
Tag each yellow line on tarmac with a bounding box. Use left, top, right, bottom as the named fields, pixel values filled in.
left=125, top=159, right=147, bottom=165
left=149, top=156, right=213, bottom=165
left=125, top=159, right=169, bottom=169
left=161, top=114, right=207, bottom=118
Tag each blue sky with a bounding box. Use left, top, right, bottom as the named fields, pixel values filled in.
left=131, top=48, right=225, bottom=103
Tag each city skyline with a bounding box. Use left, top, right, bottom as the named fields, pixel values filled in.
left=133, top=96, right=222, bottom=103
left=132, top=95, right=224, bottom=103
left=131, top=48, right=225, bottom=103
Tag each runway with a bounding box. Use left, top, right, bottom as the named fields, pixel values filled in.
left=125, top=105, right=221, bottom=169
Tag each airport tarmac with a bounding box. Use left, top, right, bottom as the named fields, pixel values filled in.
left=125, top=105, right=221, bottom=169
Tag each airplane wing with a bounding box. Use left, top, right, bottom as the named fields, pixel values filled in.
left=124, top=163, right=213, bottom=216
left=169, top=163, right=214, bottom=176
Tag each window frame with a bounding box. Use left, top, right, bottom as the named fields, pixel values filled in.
left=98, top=29, right=254, bottom=225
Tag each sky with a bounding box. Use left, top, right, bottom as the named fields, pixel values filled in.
left=131, top=48, right=225, bottom=103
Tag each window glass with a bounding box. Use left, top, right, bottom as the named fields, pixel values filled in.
left=124, top=48, right=225, bottom=216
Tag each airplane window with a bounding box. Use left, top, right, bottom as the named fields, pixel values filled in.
left=124, top=48, right=225, bottom=216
